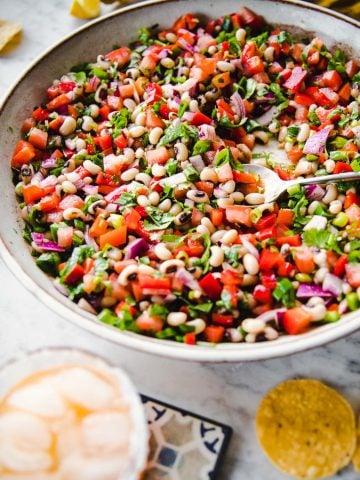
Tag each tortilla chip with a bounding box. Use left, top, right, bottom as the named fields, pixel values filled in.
left=0, top=19, right=22, bottom=52
left=352, top=415, right=360, bottom=471
left=256, top=379, right=356, bottom=479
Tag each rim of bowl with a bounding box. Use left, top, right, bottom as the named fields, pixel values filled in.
left=0, top=0, right=359, bottom=363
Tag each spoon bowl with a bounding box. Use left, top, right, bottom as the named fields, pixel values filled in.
left=242, top=164, right=360, bottom=204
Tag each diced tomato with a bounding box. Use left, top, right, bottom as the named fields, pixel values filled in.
left=105, top=47, right=131, bottom=66
left=138, top=275, right=171, bottom=290
left=321, top=70, right=343, bottom=91
left=294, top=93, right=314, bottom=107
left=146, top=109, right=165, bottom=128
left=283, top=307, right=312, bottom=335
left=63, top=264, right=85, bottom=285
left=276, top=234, right=301, bottom=247
left=259, top=249, right=282, bottom=271
left=277, top=209, right=294, bottom=226
left=333, top=254, right=348, bottom=277
left=257, top=226, right=276, bottom=241
left=241, top=42, right=258, bottom=62
left=32, top=107, right=49, bottom=122
left=199, top=273, right=222, bottom=300
left=233, top=171, right=257, bottom=184
left=333, top=162, right=353, bottom=174
left=345, top=59, right=359, bottom=78
left=89, top=216, right=108, bottom=237
left=261, top=272, right=277, bottom=290
left=60, top=195, right=85, bottom=210
left=124, top=209, right=142, bottom=230
left=46, top=93, right=72, bottom=111
left=189, top=111, right=213, bottom=126
left=57, top=226, right=74, bottom=249
left=39, top=193, right=60, bottom=212
left=210, top=208, right=224, bottom=227
left=319, top=87, right=339, bottom=106
left=344, top=191, right=360, bottom=209
left=294, top=247, right=315, bottom=274
left=203, top=325, right=225, bottom=343
left=136, top=311, right=163, bottom=332
left=277, top=260, right=294, bottom=277
left=254, top=213, right=276, bottom=231
left=225, top=206, right=252, bottom=227
left=245, top=56, right=264, bottom=74
left=216, top=98, right=235, bottom=121
left=94, top=134, right=113, bottom=152
left=184, top=332, right=196, bottom=345
left=283, top=67, right=307, bottom=92
left=287, top=145, right=303, bottom=163
left=346, top=264, right=360, bottom=288
left=145, top=146, right=170, bottom=165
left=346, top=204, right=360, bottom=224
left=11, top=140, right=36, bottom=168
left=23, top=185, right=55, bottom=204
left=113, top=132, right=128, bottom=150
left=212, top=313, right=234, bottom=327
left=253, top=285, right=272, bottom=304
left=99, top=226, right=127, bottom=249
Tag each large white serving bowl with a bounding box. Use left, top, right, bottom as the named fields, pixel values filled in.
left=0, top=0, right=359, bottom=362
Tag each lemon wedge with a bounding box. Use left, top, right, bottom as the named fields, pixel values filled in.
left=70, top=0, right=101, bottom=19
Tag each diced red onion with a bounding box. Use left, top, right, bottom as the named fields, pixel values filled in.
left=31, top=233, right=65, bottom=252
left=296, top=283, right=333, bottom=298
left=175, top=268, right=201, bottom=291
left=322, top=273, right=343, bottom=297
left=77, top=298, right=97, bottom=314
left=181, top=111, right=195, bottom=122
left=304, top=184, right=326, bottom=201
left=104, top=185, right=128, bottom=203
left=256, top=105, right=277, bottom=126
left=31, top=172, right=44, bottom=185
left=189, top=155, right=205, bottom=172
left=124, top=238, right=149, bottom=259
left=82, top=184, right=99, bottom=195
left=88, top=76, right=101, bottom=91
left=40, top=175, right=58, bottom=188
left=84, top=227, right=99, bottom=251
left=41, top=158, right=59, bottom=169
left=198, top=124, right=218, bottom=141
left=177, top=37, right=195, bottom=53
left=256, top=308, right=286, bottom=324
left=230, top=92, right=246, bottom=118
left=303, top=126, right=333, bottom=155
left=239, top=235, right=259, bottom=258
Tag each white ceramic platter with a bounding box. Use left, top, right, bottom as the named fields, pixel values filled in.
left=0, top=0, right=359, bottom=362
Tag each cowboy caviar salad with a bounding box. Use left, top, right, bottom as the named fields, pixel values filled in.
left=11, top=7, right=360, bottom=345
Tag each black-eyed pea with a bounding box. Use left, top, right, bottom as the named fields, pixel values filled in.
left=201, top=217, right=215, bottom=234
left=160, top=259, right=185, bottom=274
left=245, top=193, right=265, bottom=205
left=243, top=253, right=260, bottom=275
left=209, top=246, right=224, bottom=267
left=226, top=328, right=243, bottom=342
left=308, top=200, right=321, bottom=215
left=149, top=191, right=160, bottom=205
left=230, top=192, right=244, bottom=203
left=149, top=127, right=164, bottom=145
left=304, top=302, right=326, bottom=322
left=211, top=230, right=226, bottom=243
left=322, top=184, right=338, bottom=204
left=264, top=326, right=279, bottom=341
left=196, top=225, right=210, bottom=235
left=137, top=195, right=150, bottom=207
left=167, top=312, right=187, bottom=326
left=324, top=159, right=335, bottom=173
left=296, top=123, right=310, bottom=143
left=121, top=168, right=139, bottom=182
left=186, top=318, right=206, bottom=334
left=135, top=172, right=151, bottom=185
left=264, top=46, right=275, bottom=62
left=158, top=198, right=172, bottom=212
left=220, top=180, right=236, bottom=194
left=59, top=116, right=77, bottom=136
left=329, top=200, right=342, bottom=215
left=235, top=28, right=246, bottom=44
left=118, top=265, right=139, bottom=286
left=216, top=60, right=235, bottom=72
left=217, top=197, right=234, bottom=208
left=222, top=229, right=238, bottom=245
left=200, top=167, right=218, bottom=182
left=242, top=318, right=266, bottom=334
left=186, top=190, right=209, bottom=203
left=294, top=160, right=313, bottom=176
left=242, top=274, right=258, bottom=286
left=82, top=115, right=98, bottom=132
left=175, top=142, right=189, bottom=161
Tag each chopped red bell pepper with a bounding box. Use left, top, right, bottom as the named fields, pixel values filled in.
left=199, top=273, right=222, bottom=300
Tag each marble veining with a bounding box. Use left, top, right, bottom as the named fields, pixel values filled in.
left=1, top=1, right=360, bottom=478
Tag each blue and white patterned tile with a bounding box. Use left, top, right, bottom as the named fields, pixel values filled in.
left=141, top=395, right=232, bottom=480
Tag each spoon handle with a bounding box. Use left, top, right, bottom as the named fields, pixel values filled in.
left=294, top=171, right=360, bottom=186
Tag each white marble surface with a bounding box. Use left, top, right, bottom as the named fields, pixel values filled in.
left=0, top=1, right=360, bottom=479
